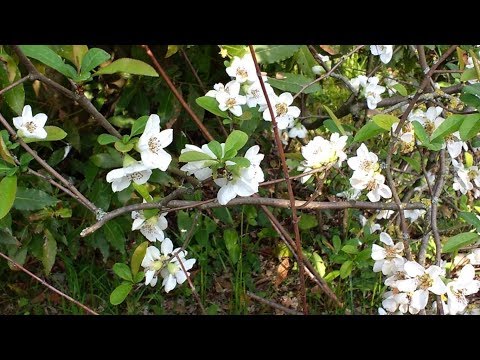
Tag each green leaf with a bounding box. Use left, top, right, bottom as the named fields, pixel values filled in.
left=230, top=157, right=250, bottom=168
left=221, top=45, right=248, bottom=58
left=165, top=45, right=179, bottom=58
left=0, top=175, right=17, bottom=220
left=196, top=96, right=230, bottom=118
left=460, top=93, right=480, bottom=110
left=323, top=119, right=342, bottom=134
left=459, top=212, right=480, bottom=232
left=299, top=214, right=318, bottom=230
left=224, top=229, right=240, bottom=265
left=253, top=45, right=301, bottom=64
left=392, top=83, right=408, bottom=96
left=443, top=232, right=479, bottom=253
left=131, top=241, right=149, bottom=276
left=372, top=114, right=399, bottom=130
left=104, top=221, right=126, bottom=255
left=324, top=105, right=346, bottom=135
left=23, top=126, right=67, bottom=143
left=339, top=260, right=353, bottom=279
left=50, top=45, right=88, bottom=70
left=353, top=121, right=386, bottom=143
left=42, top=229, right=57, bottom=276
left=80, top=48, right=110, bottom=74
left=461, top=68, right=478, bottom=82
left=97, top=133, right=119, bottom=145
left=90, top=153, right=122, bottom=169
left=133, top=271, right=145, bottom=284
left=179, top=151, right=214, bottom=162
left=459, top=113, right=480, bottom=141
left=225, top=130, right=248, bottom=155
left=332, top=235, right=342, bottom=253
left=0, top=136, right=15, bottom=165
left=114, top=141, right=134, bottom=153
left=207, top=141, right=223, bottom=159
left=430, top=114, right=464, bottom=142
left=0, top=59, right=25, bottom=115
left=110, top=282, right=133, bottom=305
left=412, top=120, right=429, bottom=145
left=463, top=84, right=480, bottom=98
left=13, top=188, right=58, bottom=210
left=95, top=58, right=158, bottom=77
left=268, top=73, right=321, bottom=94
left=132, top=183, right=153, bottom=202
left=130, top=115, right=149, bottom=138
left=402, top=155, right=421, bottom=173
left=341, top=244, right=359, bottom=255
left=113, top=263, right=133, bottom=282
left=311, top=253, right=326, bottom=277
left=0, top=229, right=19, bottom=246
left=294, top=46, right=318, bottom=77
left=19, top=45, right=77, bottom=79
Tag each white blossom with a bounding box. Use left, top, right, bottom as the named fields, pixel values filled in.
left=359, top=214, right=381, bottom=233
left=137, top=114, right=173, bottom=170
left=106, top=162, right=152, bottom=192
left=132, top=210, right=168, bottom=242
left=262, top=92, right=300, bottom=130
left=350, top=75, right=368, bottom=92
left=467, top=248, right=480, bottom=265
left=288, top=120, right=308, bottom=139
left=370, top=45, right=393, bottom=64
left=141, top=246, right=163, bottom=287
left=404, top=209, right=426, bottom=223
left=225, top=54, right=257, bottom=84
left=447, top=264, right=480, bottom=315
left=159, top=239, right=197, bottom=293
left=180, top=144, right=219, bottom=181
left=216, top=81, right=247, bottom=117
left=347, top=143, right=380, bottom=178
left=371, top=232, right=405, bottom=275
left=13, top=105, right=48, bottom=139
left=409, top=106, right=444, bottom=137
left=364, top=77, right=385, bottom=110
left=245, top=81, right=275, bottom=108
left=350, top=172, right=392, bottom=202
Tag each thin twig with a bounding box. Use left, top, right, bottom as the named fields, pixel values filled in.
left=174, top=252, right=206, bottom=315
left=0, top=75, right=30, bottom=96
left=250, top=45, right=307, bottom=313
left=0, top=250, right=98, bottom=315
left=246, top=291, right=303, bottom=315
left=142, top=45, right=214, bottom=142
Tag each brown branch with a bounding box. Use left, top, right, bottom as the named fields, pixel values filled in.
left=246, top=291, right=303, bottom=315
left=174, top=252, right=206, bottom=315
left=249, top=45, right=307, bottom=314
left=142, top=45, right=214, bottom=142
left=0, top=75, right=30, bottom=96
left=0, top=111, right=98, bottom=213
left=0, top=250, right=98, bottom=315
left=11, top=45, right=122, bottom=139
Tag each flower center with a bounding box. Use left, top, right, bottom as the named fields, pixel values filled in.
left=385, top=246, right=398, bottom=259
left=142, top=222, right=155, bottom=234
left=275, top=103, right=288, bottom=116
left=167, top=261, right=179, bottom=275
left=127, top=172, right=143, bottom=182
left=360, top=160, right=375, bottom=172
left=148, top=137, right=160, bottom=154
left=226, top=98, right=237, bottom=108
left=366, top=178, right=378, bottom=191
left=236, top=68, right=248, bottom=80
left=152, top=260, right=163, bottom=271
left=418, top=273, right=433, bottom=290
left=251, top=89, right=260, bottom=99
left=424, top=120, right=435, bottom=135
left=25, top=121, right=37, bottom=133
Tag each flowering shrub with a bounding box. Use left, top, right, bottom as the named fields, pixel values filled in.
left=1, top=44, right=480, bottom=315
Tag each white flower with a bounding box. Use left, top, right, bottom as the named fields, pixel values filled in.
left=225, top=54, right=257, bottom=84
left=447, top=264, right=480, bottom=315
left=350, top=75, right=368, bottom=92
left=359, top=214, right=381, bottom=233
left=137, top=114, right=173, bottom=170
left=288, top=121, right=308, bottom=139
left=370, top=45, right=393, bottom=64
left=141, top=246, right=163, bottom=287
left=431, top=300, right=449, bottom=315
left=132, top=210, right=168, bottom=242
left=216, top=81, right=247, bottom=117
left=350, top=172, right=392, bottom=202
left=364, top=77, right=385, bottom=110
left=13, top=105, right=48, bottom=139
left=106, top=161, right=152, bottom=192
left=371, top=232, right=405, bottom=275
left=376, top=209, right=394, bottom=220
left=179, top=144, right=219, bottom=181
left=214, top=146, right=264, bottom=205
left=452, top=159, right=475, bottom=195
left=391, top=122, right=415, bottom=153
left=312, top=65, right=323, bottom=75
left=396, top=261, right=447, bottom=311
left=381, top=291, right=409, bottom=313
left=444, top=131, right=467, bottom=159
left=347, top=143, right=379, bottom=177
left=245, top=81, right=275, bottom=108
left=159, top=239, right=196, bottom=293
left=262, top=92, right=301, bottom=130
left=467, top=248, right=480, bottom=265
left=404, top=209, right=426, bottom=223
left=336, top=188, right=362, bottom=200
left=409, top=106, right=444, bottom=137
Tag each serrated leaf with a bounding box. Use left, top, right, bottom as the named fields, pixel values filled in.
left=253, top=45, right=301, bottom=64
left=353, top=121, right=386, bottom=142
left=22, top=126, right=67, bottom=143
left=459, top=113, right=480, bottom=141
left=268, top=73, right=321, bottom=94
left=81, top=48, right=110, bottom=74
left=341, top=244, right=359, bottom=255
left=0, top=136, right=15, bottom=165
left=430, top=114, right=464, bottom=142
left=110, top=282, right=132, bottom=305
left=19, top=45, right=77, bottom=79
left=104, top=221, right=126, bottom=255
left=131, top=241, right=148, bottom=276
left=443, top=232, right=479, bottom=253
left=95, top=58, right=158, bottom=77
left=196, top=96, right=230, bottom=118
left=324, top=105, right=346, bottom=135
left=113, top=263, right=133, bottom=282
left=42, top=229, right=57, bottom=276
left=459, top=212, right=480, bottom=232
left=179, top=151, right=215, bottom=162
left=372, top=114, right=399, bottom=130
left=299, top=214, right=318, bottom=230
left=340, top=260, right=353, bottom=279
left=13, top=188, right=58, bottom=210
left=0, top=176, right=17, bottom=220
left=225, top=130, right=248, bottom=155
left=97, top=133, right=119, bottom=145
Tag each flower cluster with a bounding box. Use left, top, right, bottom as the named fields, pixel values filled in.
left=350, top=75, right=386, bottom=109
left=373, top=232, right=480, bottom=315
left=452, top=158, right=480, bottom=197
